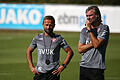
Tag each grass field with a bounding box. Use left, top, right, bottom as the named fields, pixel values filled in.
left=0, top=30, right=120, bottom=80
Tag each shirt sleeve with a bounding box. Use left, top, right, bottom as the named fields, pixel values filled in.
left=97, top=25, right=110, bottom=40
left=79, top=28, right=86, bottom=44
left=30, top=37, right=37, bottom=49
left=60, top=37, right=69, bottom=49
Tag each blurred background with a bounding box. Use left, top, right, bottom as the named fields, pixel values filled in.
left=0, top=0, right=120, bottom=80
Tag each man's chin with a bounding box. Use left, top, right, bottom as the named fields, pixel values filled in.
left=45, top=30, right=52, bottom=35
left=88, top=20, right=93, bottom=23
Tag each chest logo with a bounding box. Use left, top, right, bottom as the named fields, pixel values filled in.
left=52, top=38, right=56, bottom=42
left=97, top=28, right=101, bottom=33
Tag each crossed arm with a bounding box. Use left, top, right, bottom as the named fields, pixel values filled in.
left=78, top=32, right=104, bottom=54
left=78, top=20, right=104, bottom=54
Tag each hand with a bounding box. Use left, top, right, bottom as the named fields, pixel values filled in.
left=52, top=65, right=64, bottom=76
left=30, top=66, right=39, bottom=74
left=86, top=20, right=91, bottom=30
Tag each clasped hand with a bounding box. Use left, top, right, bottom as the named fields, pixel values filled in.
left=86, top=20, right=92, bottom=30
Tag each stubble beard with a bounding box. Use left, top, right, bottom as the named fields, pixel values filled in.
left=44, top=29, right=53, bottom=36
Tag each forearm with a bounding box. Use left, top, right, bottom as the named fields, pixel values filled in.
left=26, top=47, right=39, bottom=74
left=86, top=21, right=102, bottom=48
left=63, top=47, right=74, bottom=66
left=89, top=32, right=102, bottom=48
left=52, top=47, right=74, bottom=75
left=26, top=47, right=34, bottom=70
left=26, top=53, right=34, bottom=68
left=78, top=43, right=93, bottom=53
left=64, top=52, right=73, bottom=66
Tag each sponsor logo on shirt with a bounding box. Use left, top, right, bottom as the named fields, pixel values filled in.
left=38, top=49, right=54, bottom=55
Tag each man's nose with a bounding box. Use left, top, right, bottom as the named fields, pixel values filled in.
left=87, top=17, right=90, bottom=20
left=46, top=25, right=50, bottom=29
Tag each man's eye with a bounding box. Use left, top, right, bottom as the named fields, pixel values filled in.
left=45, top=24, right=49, bottom=26
left=45, top=24, right=53, bottom=26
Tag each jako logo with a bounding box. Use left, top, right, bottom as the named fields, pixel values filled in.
left=0, top=8, right=42, bottom=25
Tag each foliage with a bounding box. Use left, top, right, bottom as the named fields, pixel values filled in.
left=0, top=0, right=120, bottom=5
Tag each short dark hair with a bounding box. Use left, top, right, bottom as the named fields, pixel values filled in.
left=43, top=15, right=55, bottom=24
left=86, top=6, right=102, bottom=22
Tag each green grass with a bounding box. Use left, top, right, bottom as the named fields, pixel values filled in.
left=0, top=30, right=120, bottom=80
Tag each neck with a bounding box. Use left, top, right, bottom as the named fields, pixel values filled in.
left=44, top=32, right=49, bottom=36
left=44, top=32, right=54, bottom=37
left=92, top=21, right=101, bottom=28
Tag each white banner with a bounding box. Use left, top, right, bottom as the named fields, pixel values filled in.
left=0, top=4, right=120, bottom=33
left=45, top=5, right=120, bottom=33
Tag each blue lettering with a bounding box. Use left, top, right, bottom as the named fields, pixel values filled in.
left=102, top=14, right=106, bottom=24
left=79, top=15, right=86, bottom=26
